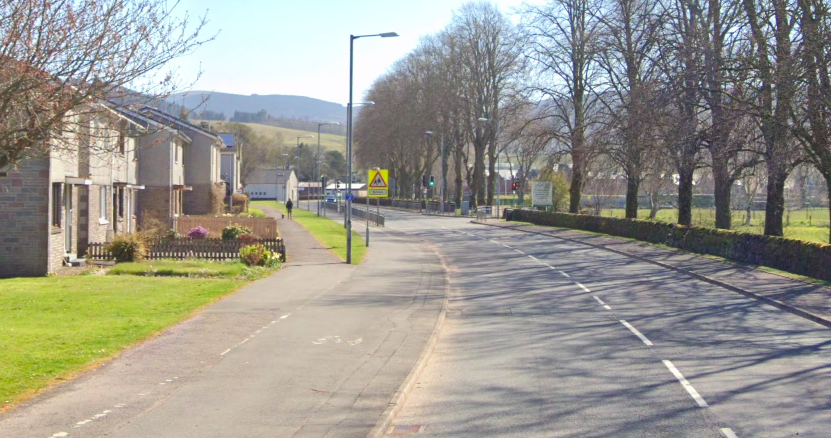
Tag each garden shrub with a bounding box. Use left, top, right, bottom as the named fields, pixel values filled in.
left=187, top=226, right=210, bottom=239
left=509, top=209, right=831, bottom=281
left=222, top=223, right=253, bottom=240
left=106, top=234, right=147, bottom=262
left=237, top=234, right=258, bottom=245
left=240, top=244, right=280, bottom=267
left=161, top=229, right=180, bottom=241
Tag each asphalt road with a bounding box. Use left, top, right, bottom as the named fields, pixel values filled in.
left=383, top=209, right=831, bottom=438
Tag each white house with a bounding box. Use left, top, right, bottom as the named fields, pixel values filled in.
left=244, top=168, right=298, bottom=202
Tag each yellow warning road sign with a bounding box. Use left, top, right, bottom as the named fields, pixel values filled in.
left=368, top=169, right=389, bottom=198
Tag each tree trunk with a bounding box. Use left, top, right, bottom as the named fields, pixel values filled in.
left=649, top=190, right=660, bottom=219
left=712, top=161, right=733, bottom=229
left=625, top=176, right=639, bottom=219
left=677, top=168, right=694, bottom=225
left=486, top=150, right=495, bottom=206
left=569, top=149, right=585, bottom=213
left=454, top=147, right=463, bottom=207
left=763, top=162, right=788, bottom=236
left=474, top=146, right=486, bottom=207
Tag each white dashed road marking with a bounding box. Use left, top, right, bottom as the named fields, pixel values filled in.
left=575, top=282, right=590, bottom=292
left=620, top=320, right=653, bottom=346
left=560, top=271, right=570, bottom=278
left=663, top=360, right=709, bottom=408
left=593, top=296, right=606, bottom=306
left=720, top=428, right=739, bottom=438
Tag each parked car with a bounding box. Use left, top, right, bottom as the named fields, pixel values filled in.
left=326, top=194, right=336, bottom=203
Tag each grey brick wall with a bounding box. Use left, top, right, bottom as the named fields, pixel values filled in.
left=184, top=183, right=225, bottom=215
left=0, top=159, right=51, bottom=277
left=137, top=186, right=171, bottom=229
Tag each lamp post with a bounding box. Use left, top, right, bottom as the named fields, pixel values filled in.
left=425, top=131, right=446, bottom=215
left=347, top=31, right=398, bottom=264
left=317, top=122, right=339, bottom=216
left=478, top=117, right=500, bottom=218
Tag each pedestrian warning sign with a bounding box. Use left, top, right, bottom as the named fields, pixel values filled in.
left=368, top=169, right=389, bottom=198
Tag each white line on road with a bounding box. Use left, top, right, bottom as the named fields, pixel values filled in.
left=514, top=249, right=525, bottom=254
left=720, top=428, right=738, bottom=438
left=620, top=320, right=654, bottom=346
left=593, top=296, right=606, bottom=305
left=220, top=348, right=231, bottom=356
left=280, top=313, right=292, bottom=319
left=559, top=271, right=570, bottom=278
left=502, top=244, right=511, bottom=248
left=575, top=282, right=591, bottom=292
left=50, top=433, right=68, bottom=437
left=528, top=255, right=538, bottom=261
left=490, top=239, right=499, bottom=244
left=604, top=305, right=612, bottom=310
left=663, top=360, right=709, bottom=408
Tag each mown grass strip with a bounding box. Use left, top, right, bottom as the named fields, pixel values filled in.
left=0, top=276, right=244, bottom=406
left=107, top=260, right=248, bottom=278
left=253, top=200, right=367, bottom=264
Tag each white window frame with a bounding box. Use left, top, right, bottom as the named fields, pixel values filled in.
left=99, top=186, right=109, bottom=224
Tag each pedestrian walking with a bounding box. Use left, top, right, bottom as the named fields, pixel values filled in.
left=286, top=198, right=293, bottom=219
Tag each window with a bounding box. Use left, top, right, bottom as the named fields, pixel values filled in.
left=175, top=143, right=179, bottom=163
left=117, top=187, right=124, bottom=219
left=52, top=183, right=62, bottom=227
left=99, top=186, right=108, bottom=220
left=118, top=132, right=126, bottom=155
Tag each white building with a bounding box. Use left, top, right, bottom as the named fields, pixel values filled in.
left=244, top=168, right=298, bottom=202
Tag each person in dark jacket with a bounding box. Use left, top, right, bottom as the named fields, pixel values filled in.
left=286, top=198, right=294, bottom=219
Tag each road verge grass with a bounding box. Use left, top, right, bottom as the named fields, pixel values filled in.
left=253, top=200, right=366, bottom=263
left=106, top=259, right=276, bottom=280
left=0, top=276, right=245, bottom=407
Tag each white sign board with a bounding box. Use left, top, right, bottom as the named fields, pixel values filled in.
left=532, top=181, right=553, bottom=206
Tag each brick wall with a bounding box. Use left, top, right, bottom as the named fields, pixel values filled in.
left=137, top=186, right=171, bottom=229
left=0, top=159, right=50, bottom=277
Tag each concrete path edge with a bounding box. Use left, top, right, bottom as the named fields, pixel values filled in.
left=365, top=241, right=451, bottom=438
left=473, top=220, right=831, bottom=330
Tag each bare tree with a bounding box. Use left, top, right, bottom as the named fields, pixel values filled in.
left=0, top=0, right=211, bottom=169
left=521, top=0, right=603, bottom=213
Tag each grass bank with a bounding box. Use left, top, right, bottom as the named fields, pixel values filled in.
left=0, top=276, right=245, bottom=406
left=252, top=200, right=367, bottom=263
left=107, top=260, right=276, bottom=280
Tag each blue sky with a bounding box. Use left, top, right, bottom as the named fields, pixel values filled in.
left=173, top=0, right=527, bottom=105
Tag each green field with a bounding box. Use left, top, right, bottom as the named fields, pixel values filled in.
left=252, top=200, right=366, bottom=263
left=597, top=207, right=830, bottom=243
left=201, top=121, right=346, bottom=152
left=0, top=276, right=244, bottom=405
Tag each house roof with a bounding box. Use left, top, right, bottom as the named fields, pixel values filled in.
left=116, top=108, right=192, bottom=143
left=246, top=168, right=295, bottom=185
left=140, top=107, right=222, bottom=144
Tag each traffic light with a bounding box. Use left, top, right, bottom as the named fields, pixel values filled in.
left=511, top=182, right=517, bottom=191
left=429, top=176, right=435, bottom=187
left=422, top=174, right=429, bottom=187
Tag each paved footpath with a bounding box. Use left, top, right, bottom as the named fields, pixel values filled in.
left=0, top=209, right=446, bottom=438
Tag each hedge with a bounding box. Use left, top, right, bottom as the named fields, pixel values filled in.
left=507, top=209, right=831, bottom=282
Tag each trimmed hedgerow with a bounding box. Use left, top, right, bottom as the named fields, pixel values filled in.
left=508, top=209, right=831, bottom=281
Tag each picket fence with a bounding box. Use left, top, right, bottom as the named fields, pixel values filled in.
left=88, top=238, right=286, bottom=262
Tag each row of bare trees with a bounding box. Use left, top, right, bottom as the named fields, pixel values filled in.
left=354, top=0, right=831, bottom=240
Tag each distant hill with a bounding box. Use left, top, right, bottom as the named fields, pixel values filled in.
left=169, top=91, right=347, bottom=123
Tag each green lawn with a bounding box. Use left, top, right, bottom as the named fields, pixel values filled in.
left=247, top=205, right=266, bottom=218
left=597, top=208, right=830, bottom=244
left=107, top=260, right=254, bottom=278
left=253, top=200, right=367, bottom=263
left=0, top=276, right=244, bottom=405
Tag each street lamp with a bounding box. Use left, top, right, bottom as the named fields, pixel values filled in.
left=317, top=122, right=340, bottom=216
left=425, top=131, right=446, bottom=215
left=347, top=31, right=398, bottom=264
left=345, top=101, right=374, bottom=231
left=478, top=117, right=500, bottom=219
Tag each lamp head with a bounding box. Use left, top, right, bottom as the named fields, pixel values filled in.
left=379, top=32, right=399, bottom=38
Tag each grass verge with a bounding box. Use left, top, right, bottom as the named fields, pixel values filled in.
left=253, top=200, right=367, bottom=263
left=0, top=276, right=244, bottom=406
left=106, top=260, right=276, bottom=280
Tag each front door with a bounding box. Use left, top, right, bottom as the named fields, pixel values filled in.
left=64, top=185, right=73, bottom=253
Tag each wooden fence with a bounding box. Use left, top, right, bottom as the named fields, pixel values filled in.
left=174, top=216, right=280, bottom=238
left=88, top=238, right=286, bottom=262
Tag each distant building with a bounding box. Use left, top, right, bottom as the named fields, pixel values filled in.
left=218, top=133, right=242, bottom=194
left=244, top=168, right=298, bottom=202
